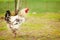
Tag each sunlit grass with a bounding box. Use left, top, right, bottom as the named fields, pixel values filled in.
left=0, top=13, right=60, bottom=40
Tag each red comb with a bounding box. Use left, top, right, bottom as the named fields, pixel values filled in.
left=25, top=8, right=29, bottom=13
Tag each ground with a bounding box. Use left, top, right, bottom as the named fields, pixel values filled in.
left=0, top=13, right=60, bottom=40
left=0, top=0, right=60, bottom=40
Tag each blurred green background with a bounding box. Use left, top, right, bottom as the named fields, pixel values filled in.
left=0, top=0, right=60, bottom=14
left=0, top=0, right=60, bottom=40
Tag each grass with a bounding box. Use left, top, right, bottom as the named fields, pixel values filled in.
left=0, top=0, right=60, bottom=14
left=0, top=13, right=60, bottom=40
left=0, top=0, right=60, bottom=40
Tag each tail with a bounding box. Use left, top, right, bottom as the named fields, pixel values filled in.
left=5, top=10, right=11, bottom=23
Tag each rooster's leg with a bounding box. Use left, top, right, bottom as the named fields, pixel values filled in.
left=12, top=29, right=17, bottom=37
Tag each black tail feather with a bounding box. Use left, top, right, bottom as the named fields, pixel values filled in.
left=5, top=10, right=11, bottom=23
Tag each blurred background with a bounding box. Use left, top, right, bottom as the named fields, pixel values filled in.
left=0, top=0, right=60, bottom=13
left=0, top=0, right=60, bottom=40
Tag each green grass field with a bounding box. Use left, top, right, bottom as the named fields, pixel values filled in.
left=0, top=13, right=60, bottom=40
left=0, top=0, right=60, bottom=13
left=0, top=0, right=60, bottom=40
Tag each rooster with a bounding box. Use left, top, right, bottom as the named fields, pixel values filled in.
left=5, top=8, right=29, bottom=37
